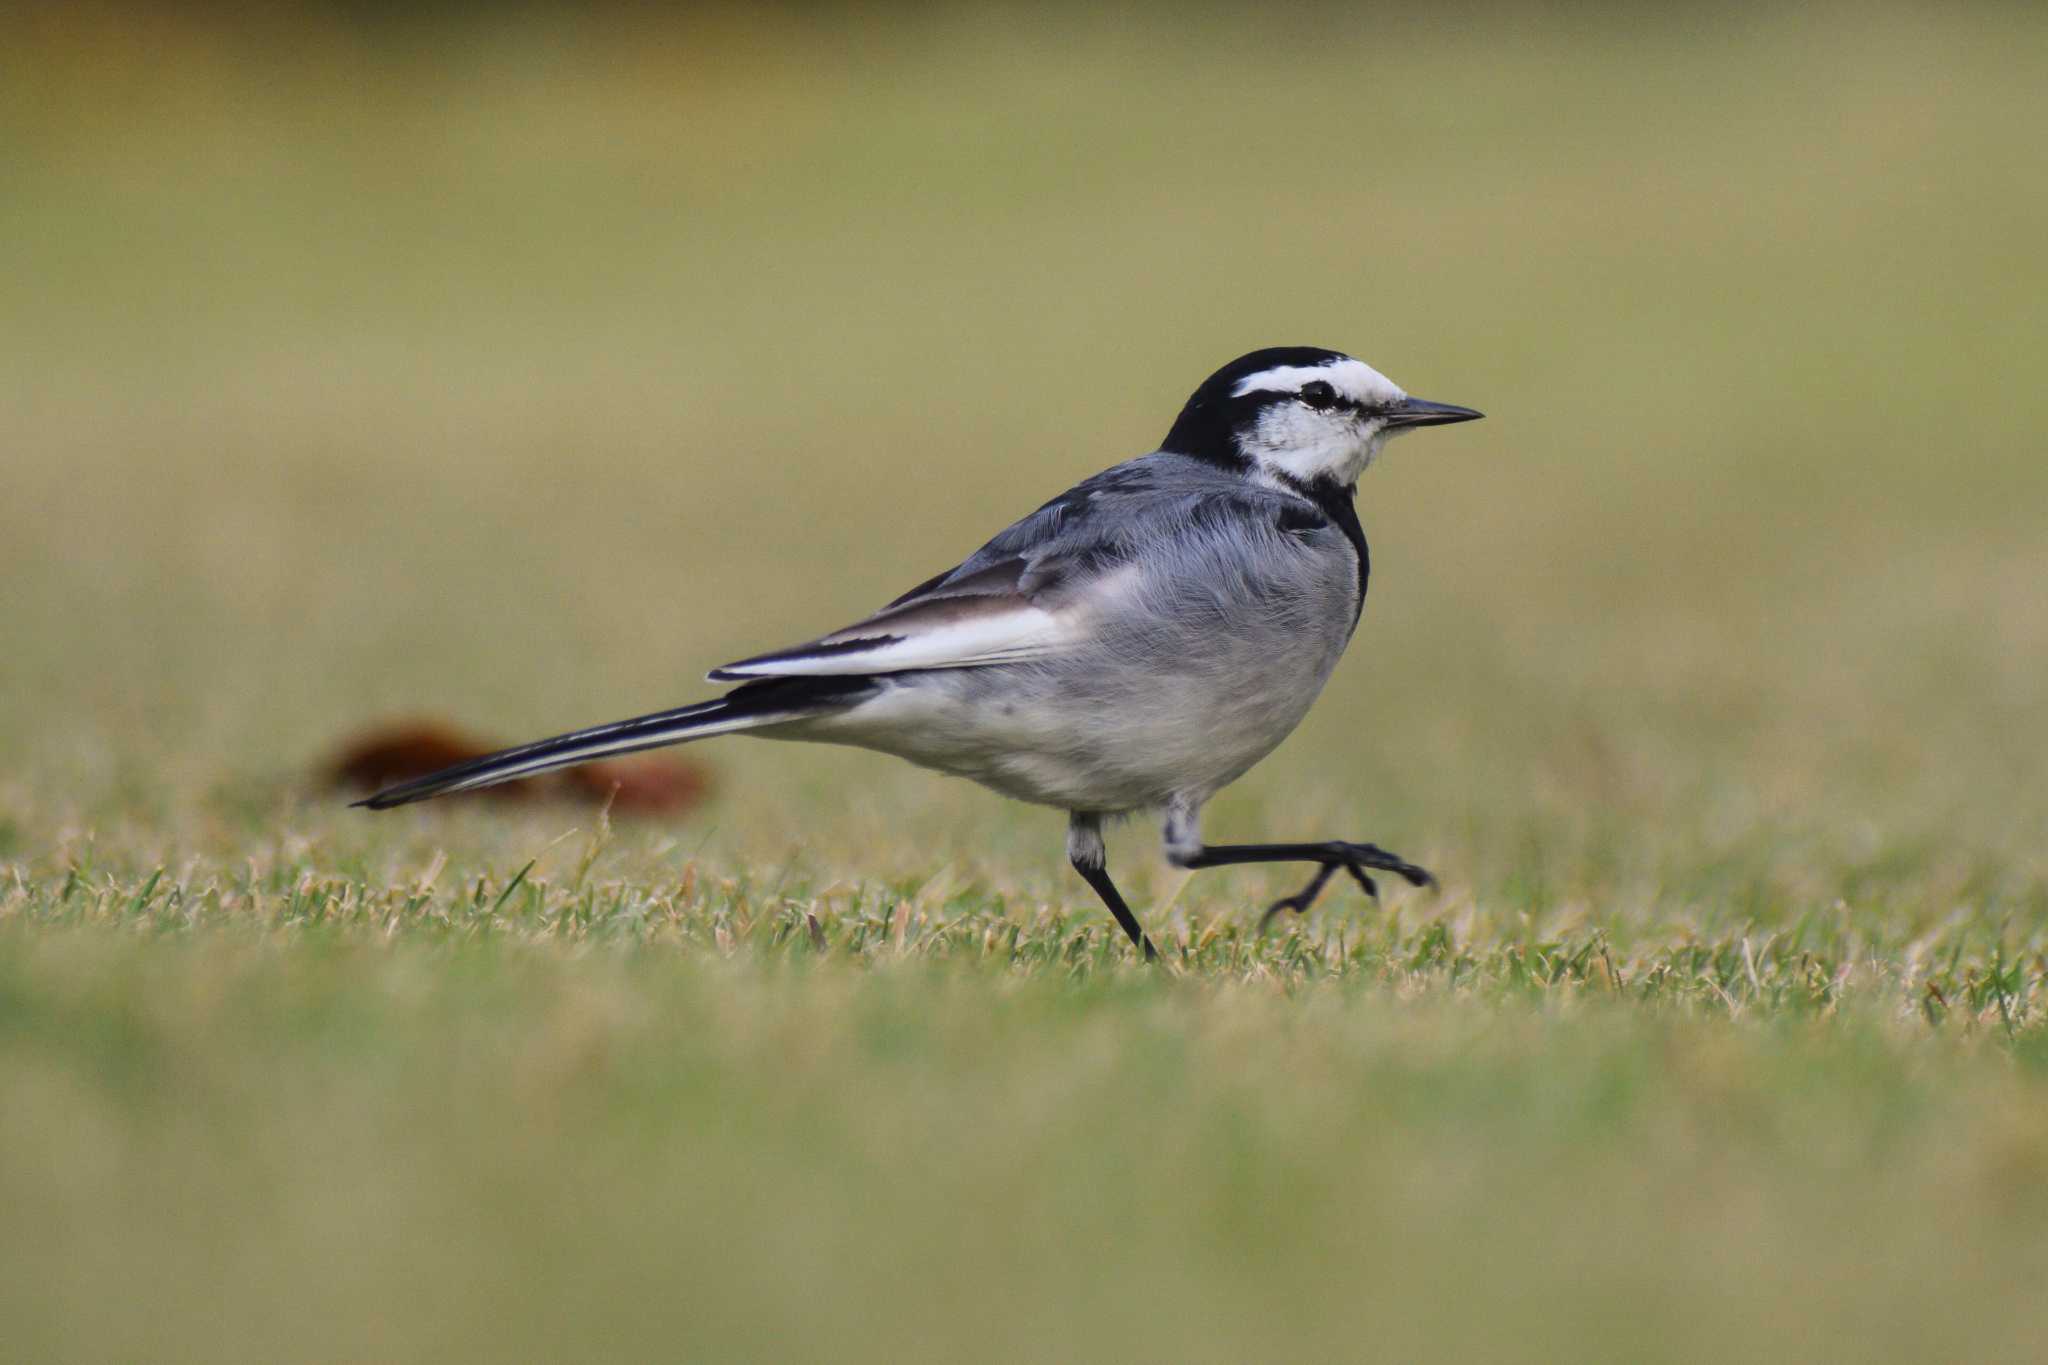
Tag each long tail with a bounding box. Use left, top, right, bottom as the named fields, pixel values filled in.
left=352, top=676, right=873, bottom=810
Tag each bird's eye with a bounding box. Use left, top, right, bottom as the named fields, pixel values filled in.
left=1299, top=380, right=1338, bottom=410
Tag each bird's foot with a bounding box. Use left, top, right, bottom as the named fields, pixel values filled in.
left=1257, top=863, right=1347, bottom=931
left=1333, top=842, right=1435, bottom=891
left=1259, top=890, right=1327, bottom=930
left=1255, top=844, right=1434, bottom=932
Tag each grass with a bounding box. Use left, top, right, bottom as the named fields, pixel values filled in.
left=2, top=4, right=2047, bottom=1359
left=8, top=939, right=2048, bottom=1362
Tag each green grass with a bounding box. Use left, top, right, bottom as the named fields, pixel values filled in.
left=2, top=5, right=2047, bottom=1359
left=7, top=939, right=2048, bottom=1362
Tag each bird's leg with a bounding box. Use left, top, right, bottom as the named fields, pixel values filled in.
left=1068, top=812, right=1159, bottom=963
left=1162, top=798, right=1432, bottom=932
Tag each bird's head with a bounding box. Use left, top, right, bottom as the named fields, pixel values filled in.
left=1162, top=347, right=1482, bottom=491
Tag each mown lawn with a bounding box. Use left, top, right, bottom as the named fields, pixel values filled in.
left=3, top=5, right=2046, bottom=1359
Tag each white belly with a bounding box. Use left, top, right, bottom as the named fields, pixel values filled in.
left=767, top=647, right=1345, bottom=813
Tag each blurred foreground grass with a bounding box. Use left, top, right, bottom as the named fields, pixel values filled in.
left=8, top=937, right=2048, bottom=1362
left=2, top=4, right=2047, bottom=1359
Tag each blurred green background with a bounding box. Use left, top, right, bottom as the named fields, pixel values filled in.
left=3, top=4, right=2046, bottom=1361
left=6, top=3, right=2043, bottom=876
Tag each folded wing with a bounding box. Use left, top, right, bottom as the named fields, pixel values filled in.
left=707, top=453, right=1308, bottom=683
left=707, top=557, right=1076, bottom=681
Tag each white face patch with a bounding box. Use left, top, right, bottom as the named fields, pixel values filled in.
left=1231, top=357, right=1409, bottom=486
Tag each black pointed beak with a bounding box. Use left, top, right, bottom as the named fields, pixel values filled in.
left=1385, top=397, right=1484, bottom=429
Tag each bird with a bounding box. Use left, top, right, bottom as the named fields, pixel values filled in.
left=355, top=347, right=1483, bottom=961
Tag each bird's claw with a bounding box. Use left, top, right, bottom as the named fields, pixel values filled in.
left=1335, top=842, right=1434, bottom=891
left=1258, top=891, right=1318, bottom=931
left=1255, top=845, right=1436, bottom=934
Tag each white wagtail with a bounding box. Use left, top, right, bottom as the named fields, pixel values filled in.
left=358, top=347, right=1482, bottom=960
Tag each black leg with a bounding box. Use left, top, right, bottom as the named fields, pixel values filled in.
left=1067, top=812, right=1160, bottom=963
left=1176, top=840, right=1434, bottom=930
left=1072, top=858, right=1160, bottom=963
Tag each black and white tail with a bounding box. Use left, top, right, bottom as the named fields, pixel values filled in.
left=352, top=676, right=873, bottom=810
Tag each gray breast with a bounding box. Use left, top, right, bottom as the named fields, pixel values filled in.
left=794, top=471, right=1365, bottom=812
